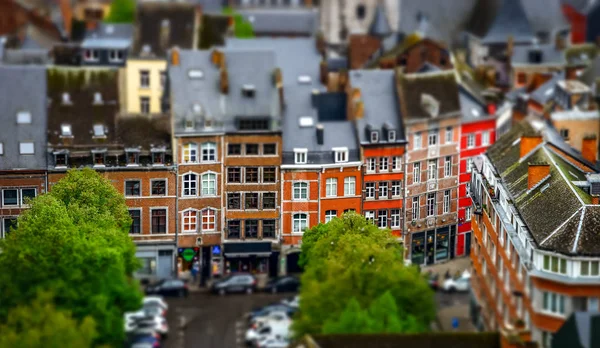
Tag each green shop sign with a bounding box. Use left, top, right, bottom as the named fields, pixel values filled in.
left=182, top=248, right=196, bottom=262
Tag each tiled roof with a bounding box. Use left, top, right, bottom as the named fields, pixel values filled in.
left=396, top=70, right=461, bottom=121
left=238, top=8, right=318, bottom=36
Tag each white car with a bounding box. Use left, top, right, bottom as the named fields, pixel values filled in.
left=249, top=311, right=291, bottom=326
left=281, top=295, right=299, bottom=308
left=245, top=321, right=290, bottom=346
left=125, top=315, right=169, bottom=336
left=442, top=276, right=470, bottom=293
left=254, top=333, right=291, bottom=348
left=143, top=296, right=168, bottom=311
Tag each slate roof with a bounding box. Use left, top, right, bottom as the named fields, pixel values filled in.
left=132, top=2, right=197, bottom=58
left=0, top=65, right=47, bottom=170
left=238, top=8, right=319, bottom=36
left=350, top=70, right=405, bottom=145
left=480, top=0, right=534, bottom=44
left=529, top=72, right=565, bottom=105
left=82, top=23, right=133, bottom=50
left=169, top=48, right=281, bottom=136
left=396, top=70, right=461, bottom=121
left=2, top=49, right=51, bottom=65
left=193, top=0, right=224, bottom=13
left=369, top=2, right=392, bottom=37
left=459, top=87, right=494, bottom=124
left=511, top=44, right=567, bottom=66
left=486, top=119, right=600, bottom=256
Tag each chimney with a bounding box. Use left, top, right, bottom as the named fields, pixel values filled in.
left=527, top=163, right=550, bottom=190
left=555, top=33, right=566, bottom=51
left=487, top=103, right=496, bottom=115
left=316, top=124, right=324, bottom=145
left=220, top=68, right=229, bottom=94
left=59, top=0, right=73, bottom=38
left=305, top=0, right=313, bottom=7
left=274, top=68, right=285, bottom=111
left=316, top=31, right=325, bottom=56
left=351, top=88, right=361, bottom=102
left=582, top=134, right=598, bottom=163
left=338, top=70, right=349, bottom=91
left=354, top=100, right=364, bottom=119
left=520, top=135, right=543, bottom=158
left=171, top=47, right=180, bottom=66
left=592, top=195, right=600, bottom=205
left=320, top=60, right=328, bottom=85
left=211, top=50, right=225, bottom=69
left=506, top=35, right=514, bottom=59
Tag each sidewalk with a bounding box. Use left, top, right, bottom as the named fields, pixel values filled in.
left=422, top=256, right=472, bottom=277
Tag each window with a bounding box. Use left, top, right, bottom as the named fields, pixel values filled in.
left=202, top=209, right=216, bottom=231
left=326, top=178, right=337, bottom=197
left=242, top=85, right=256, bottom=98
left=238, top=119, right=269, bottom=130
left=228, top=193, right=241, bottom=209
left=377, top=210, right=387, bottom=228
left=543, top=255, right=567, bottom=274
left=365, top=211, right=375, bottom=223
left=84, top=49, right=98, bottom=61
left=541, top=331, right=553, bottom=348
left=465, top=207, right=472, bottom=221
left=262, top=192, right=276, bottom=209
left=125, top=180, right=141, bottom=196
left=2, top=189, right=18, bottom=206
left=263, top=167, right=276, bottom=183
left=160, top=70, right=166, bottom=88
left=428, top=160, right=437, bottom=180
left=391, top=209, right=401, bottom=228
left=392, top=156, right=402, bottom=171
left=581, top=260, right=600, bottom=276
left=366, top=182, right=376, bottom=199
left=94, top=152, right=105, bottom=166
left=263, top=143, right=277, bottom=155
left=245, top=193, right=259, bottom=209
left=140, top=70, right=150, bottom=87
left=559, top=128, right=569, bottom=139
left=428, top=130, right=438, bottom=146
left=227, top=167, right=241, bottom=183
left=21, top=188, right=36, bottom=204
left=443, top=190, right=450, bottom=214
left=293, top=213, right=308, bottom=233
left=293, top=182, right=308, bottom=200
left=201, top=142, right=216, bottom=162
left=140, top=97, right=150, bottom=114
left=379, top=157, right=389, bottom=172
left=344, top=177, right=356, bottom=196
left=19, top=142, right=34, bottom=155
left=391, top=181, right=402, bottom=197
left=228, top=220, right=241, bottom=238
left=542, top=292, right=565, bottom=315
left=444, top=156, right=452, bottom=177
left=334, top=148, right=348, bottom=163
left=370, top=131, right=379, bottom=143
left=388, top=130, right=396, bottom=142
left=109, top=50, right=124, bottom=62
left=379, top=182, right=388, bottom=199
left=445, top=127, right=453, bottom=144
left=482, top=131, right=490, bottom=146
left=367, top=158, right=377, bottom=172
left=467, top=134, right=475, bottom=148
left=294, top=149, right=307, bottom=164
left=427, top=193, right=436, bottom=217
left=263, top=220, right=276, bottom=238
left=413, top=162, right=421, bottom=183
left=246, top=144, right=259, bottom=155
left=183, top=173, right=197, bottom=196
left=356, top=4, right=366, bottom=19
left=412, top=197, right=419, bottom=220
left=152, top=151, right=164, bottom=165
left=17, top=111, right=31, bottom=124
left=151, top=180, right=166, bottom=195
left=183, top=144, right=198, bottom=163
left=129, top=210, right=141, bottom=234
left=466, top=158, right=473, bottom=173
left=182, top=210, right=197, bottom=232
left=3, top=218, right=17, bottom=235
left=55, top=153, right=67, bottom=167
left=201, top=173, right=216, bottom=196
left=0, top=143, right=3, bottom=155
left=245, top=167, right=259, bottom=183
left=151, top=209, right=167, bottom=233
left=325, top=210, right=337, bottom=223
left=414, top=133, right=422, bottom=149
left=228, top=144, right=241, bottom=155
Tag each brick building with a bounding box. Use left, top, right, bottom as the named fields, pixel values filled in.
left=397, top=69, right=461, bottom=265
left=470, top=120, right=600, bottom=347
left=46, top=67, right=176, bottom=280
left=349, top=69, right=406, bottom=237
left=0, top=65, right=47, bottom=238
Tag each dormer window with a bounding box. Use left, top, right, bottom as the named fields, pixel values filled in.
left=83, top=49, right=99, bottom=62
left=62, top=93, right=72, bottom=105
left=421, top=93, right=440, bottom=117
left=17, top=111, right=32, bottom=124
left=92, top=124, right=106, bottom=139
left=152, top=150, right=165, bottom=165
left=333, top=147, right=349, bottom=163
left=54, top=151, right=68, bottom=168
left=92, top=149, right=106, bottom=167
left=93, top=92, right=103, bottom=105
left=184, top=119, right=195, bottom=131
left=60, top=124, right=72, bottom=137
left=298, top=75, right=312, bottom=84
left=204, top=118, right=213, bottom=128
left=370, top=131, right=379, bottom=143
left=126, top=149, right=139, bottom=166
left=294, top=148, right=307, bottom=164
left=388, top=130, right=396, bottom=142
left=109, top=50, right=124, bottom=62
left=242, top=85, right=256, bottom=98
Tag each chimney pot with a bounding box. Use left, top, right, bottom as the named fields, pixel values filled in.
left=316, top=124, right=324, bottom=145
left=520, top=135, right=543, bottom=158
left=582, top=135, right=598, bottom=164
left=527, top=163, right=550, bottom=190
left=355, top=100, right=365, bottom=119
left=220, top=68, right=229, bottom=94
left=592, top=195, right=600, bottom=205
left=171, top=47, right=180, bottom=66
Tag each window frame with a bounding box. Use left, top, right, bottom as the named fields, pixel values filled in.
left=2, top=189, right=19, bottom=206
left=377, top=210, right=387, bottom=228
left=140, top=96, right=150, bottom=114
left=227, top=220, right=241, bottom=239
left=467, top=134, right=475, bottom=148
left=367, top=158, right=377, bottom=173
left=19, top=142, right=35, bottom=155
left=444, top=156, right=452, bottom=177
left=334, top=148, right=349, bottom=163
left=445, top=127, right=453, bottom=144
left=292, top=213, right=308, bottom=233
left=151, top=179, right=167, bottom=196
left=262, top=192, right=276, bottom=209
left=245, top=192, right=259, bottom=209
left=390, top=209, right=401, bottom=228
left=412, top=197, right=419, bottom=220
left=426, top=193, right=436, bottom=217
left=201, top=209, right=216, bottom=231
left=391, top=181, right=402, bottom=197
left=378, top=182, right=388, bottom=199
left=128, top=209, right=142, bottom=234
left=262, top=219, right=276, bottom=238
left=263, top=143, right=277, bottom=155
left=392, top=156, right=402, bottom=171
left=482, top=131, right=490, bottom=146
left=413, top=133, right=421, bottom=149
left=542, top=291, right=565, bottom=316
left=125, top=180, right=141, bottom=197
left=325, top=178, right=337, bottom=197
left=262, top=167, right=277, bottom=183
left=294, top=149, right=307, bottom=164
left=379, top=157, right=389, bottom=172
left=140, top=69, right=150, bottom=88
left=245, top=167, right=259, bottom=183
left=227, top=192, right=241, bottom=209
left=427, top=159, right=437, bottom=181
left=182, top=173, right=198, bottom=196
left=201, top=142, right=216, bottom=162
left=227, top=167, right=241, bottom=183
left=413, top=162, right=421, bottom=183
left=150, top=208, right=168, bottom=234
left=292, top=182, right=309, bottom=200
left=443, top=190, right=450, bottom=214
left=325, top=210, right=337, bottom=223
left=182, top=209, right=198, bottom=233
left=182, top=143, right=198, bottom=163
left=228, top=143, right=242, bottom=155
left=201, top=172, right=217, bottom=196
left=580, top=260, right=600, bottom=277
left=428, top=130, right=438, bottom=146
left=245, top=143, right=259, bottom=155
left=344, top=176, right=356, bottom=196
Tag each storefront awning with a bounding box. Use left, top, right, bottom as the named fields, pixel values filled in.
left=223, top=242, right=272, bottom=258
left=224, top=252, right=272, bottom=258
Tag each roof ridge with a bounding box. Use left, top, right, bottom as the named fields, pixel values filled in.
left=543, top=146, right=585, bottom=206
left=540, top=206, right=583, bottom=245
left=572, top=206, right=587, bottom=253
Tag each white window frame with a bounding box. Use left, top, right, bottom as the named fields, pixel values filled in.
left=365, top=211, right=375, bottom=222
left=414, top=132, right=421, bottom=149
left=293, top=182, right=308, bottom=200
left=294, top=148, right=307, bottom=164
left=19, top=142, right=34, bottom=155
left=392, top=156, right=402, bottom=171
left=333, top=147, right=349, bottom=163
left=201, top=142, right=216, bottom=162
left=466, top=158, right=473, bottom=173
left=388, top=130, right=396, bottom=142
left=443, top=190, right=450, bottom=214
left=344, top=177, right=356, bottom=196
left=428, top=130, right=438, bottom=146
left=580, top=260, right=600, bottom=277
left=428, top=160, right=437, bottom=180
left=183, top=143, right=198, bottom=163
left=2, top=189, right=19, bottom=206
left=17, top=111, right=32, bottom=124
left=84, top=49, right=99, bottom=62
left=379, top=157, right=389, bottom=172
left=292, top=213, right=308, bottom=233
left=445, top=127, right=453, bottom=144
left=325, top=210, right=337, bottom=223
left=444, top=156, right=452, bottom=177
left=201, top=173, right=217, bottom=196
left=482, top=131, right=490, bottom=146
left=377, top=210, right=387, bottom=228
left=365, top=182, right=375, bottom=199
left=413, top=162, right=421, bottom=183
left=370, top=131, right=379, bottom=143
left=465, top=207, right=472, bottom=221
left=182, top=172, right=198, bottom=196
left=412, top=197, right=419, bottom=220
left=542, top=291, right=565, bottom=316
left=467, top=134, right=475, bottom=148
left=379, top=182, right=388, bottom=198
left=325, top=178, right=337, bottom=197
left=391, top=181, right=402, bottom=197
left=201, top=208, right=216, bottom=231
left=542, top=254, right=567, bottom=275
left=367, top=158, right=377, bottom=173
left=182, top=209, right=198, bottom=233
left=109, top=50, right=124, bottom=62
left=390, top=209, right=401, bottom=228
left=426, top=193, right=436, bottom=217
left=20, top=188, right=37, bottom=206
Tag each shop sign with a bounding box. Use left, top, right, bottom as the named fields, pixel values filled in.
left=212, top=245, right=221, bottom=256
left=182, top=248, right=195, bottom=262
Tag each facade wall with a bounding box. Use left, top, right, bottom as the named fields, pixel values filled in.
left=512, top=66, right=563, bottom=89
left=551, top=118, right=600, bottom=155
left=393, top=40, right=452, bottom=73
left=124, top=58, right=167, bottom=114
left=0, top=171, right=46, bottom=237
left=281, top=170, right=319, bottom=246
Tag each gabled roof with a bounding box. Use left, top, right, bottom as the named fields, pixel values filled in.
left=480, top=0, right=534, bottom=44
left=396, top=70, right=461, bottom=121
left=238, top=8, right=318, bottom=36
left=350, top=70, right=405, bottom=145
left=459, top=87, right=494, bottom=124
left=529, top=72, right=565, bottom=104
left=132, top=2, right=197, bottom=58
left=369, top=2, right=392, bottom=37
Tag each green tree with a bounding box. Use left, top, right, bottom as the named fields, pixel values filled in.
left=293, top=213, right=435, bottom=336
left=105, top=0, right=136, bottom=23
left=0, top=169, right=142, bottom=346
left=0, top=291, right=96, bottom=348
left=223, top=7, right=255, bottom=38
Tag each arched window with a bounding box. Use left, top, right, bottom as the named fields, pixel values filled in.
left=183, top=173, right=197, bottom=196
left=293, top=213, right=308, bottom=233
left=182, top=210, right=197, bottom=232
left=201, top=173, right=216, bottom=196
left=201, top=209, right=216, bottom=231
left=201, top=142, right=216, bottom=162
left=183, top=143, right=198, bottom=163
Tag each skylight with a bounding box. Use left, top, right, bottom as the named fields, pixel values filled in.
left=299, top=116, right=314, bottom=127
left=61, top=124, right=72, bottom=136
left=545, top=88, right=554, bottom=96
left=298, top=75, right=312, bottom=84
left=188, top=70, right=204, bottom=79
left=17, top=111, right=32, bottom=124
left=471, top=109, right=480, bottom=117
left=93, top=124, right=105, bottom=137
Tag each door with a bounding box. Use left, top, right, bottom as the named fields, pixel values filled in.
left=157, top=250, right=173, bottom=279
left=465, top=232, right=472, bottom=256
left=426, top=231, right=435, bottom=265
left=200, top=246, right=210, bottom=286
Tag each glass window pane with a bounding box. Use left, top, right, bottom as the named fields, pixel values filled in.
left=560, top=259, right=567, bottom=274
left=543, top=255, right=550, bottom=270
left=592, top=261, right=599, bottom=276
left=582, top=261, right=589, bottom=276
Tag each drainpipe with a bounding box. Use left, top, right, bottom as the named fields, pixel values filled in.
left=279, top=166, right=284, bottom=276
left=174, top=163, right=179, bottom=278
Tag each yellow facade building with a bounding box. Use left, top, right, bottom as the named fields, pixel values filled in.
left=122, top=58, right=167, bottom=115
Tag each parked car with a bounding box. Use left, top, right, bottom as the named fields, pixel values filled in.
left=246, top=322, right=290, bottom=347
left=280, top=295, right=299, bottom=308
left=126, top=305, right=166, bottom=320
left=254, top=333, right=291, bottom=348
left=143, top=296, right=168, bottom=311
left=145, top=279, right=188, bottom=298
left=211, top=273, right=257, bottom=295
left=248, top=304, right=296, bottom=322
left=442, top=276, right=470, bottom=293
left=125, top=315, right=168, bottom=337
left=249, top=311, right=292, bottom=327
left=127, top=329, right=161, bottom=348
left=263, top=276, right=300, bottom=294
left=428, top=273, right=440, bottom=291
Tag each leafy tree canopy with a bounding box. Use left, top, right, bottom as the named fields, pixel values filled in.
left=223, top=7, right=255, bottom=38
left=105, top=0, right=136, bottom=23
left=293, top=213, right=435, bottom=337
left=0, top=291, right=96, bottom=348
left=0, top=169, right=141, bottom=346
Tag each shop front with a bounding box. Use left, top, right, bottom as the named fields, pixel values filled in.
left=410, top=225, right=456, bottom=265
left=223, top=242, right=272, bottom=275
left=135, top=242, right=176, bottom=281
